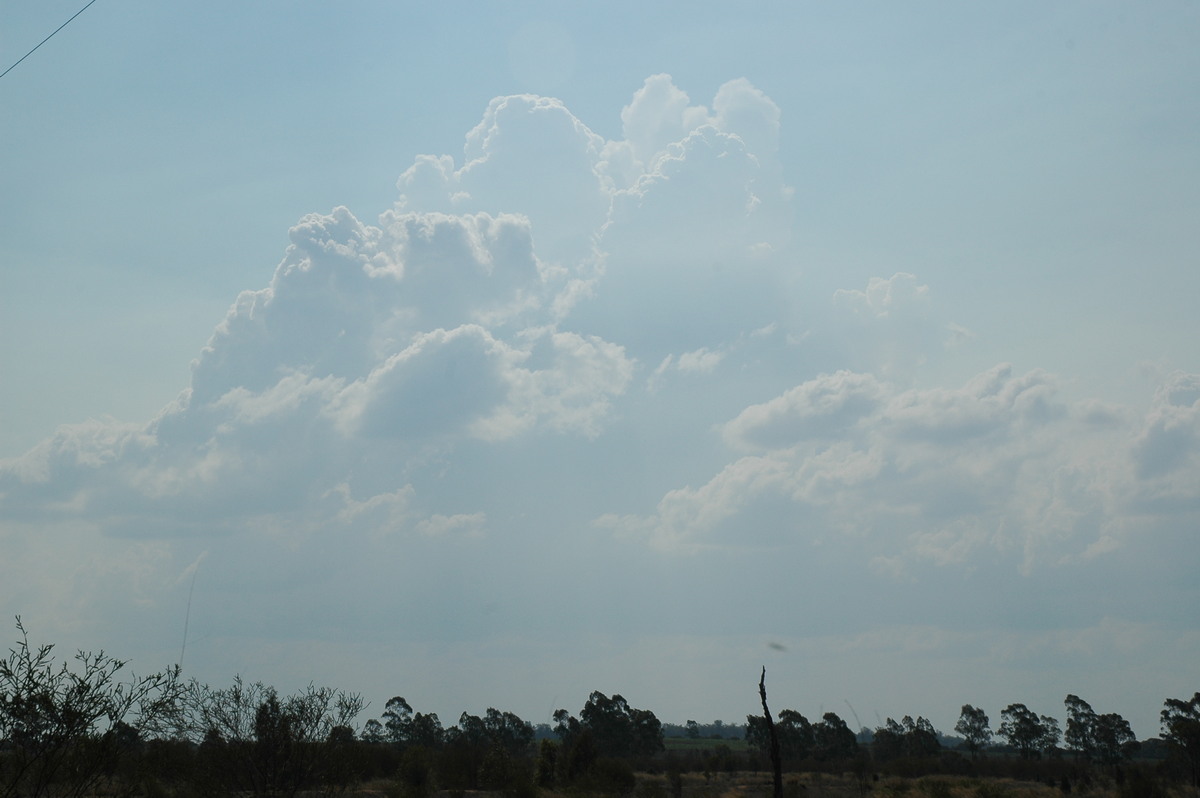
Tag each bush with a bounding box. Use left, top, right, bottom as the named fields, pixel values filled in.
left=580, top=757, right=637, bottom=796
left=0, top=617, right=182, bottom=798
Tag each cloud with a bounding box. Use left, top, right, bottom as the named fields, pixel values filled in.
left=1132, top=370, right=1200, bottom=479
left=2, top=72, right=1198, bottom=735
left=723, top=370, right=886, bottom=450
left=612, top=363, right=1200, bottom=576
left=828, top=272, right=970, bottom=377
left=5, top=75, right=795, bottom=547
left=398, top=94, right=610, bottom=268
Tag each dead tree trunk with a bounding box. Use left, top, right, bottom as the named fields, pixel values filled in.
left=759, top=667, right=783, bottom=798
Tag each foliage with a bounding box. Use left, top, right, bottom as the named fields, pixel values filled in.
left=1161, top=691, right=1200, bottom=787
left=176, top=676, right=364, bottom=797
left=954, top=704, right=991, bottom=758
left=436, top=707, right=533, bottom=790
left=746, top=709, right=814, bottom=763
left=811, top=711, right=859, bottom=762
left=555, top=691, right=664, bottom=762
left=1063, top=694, right=1095, bottom=760
left=997, top=704, right=1058, bottom=760
left=381, top=696, right=444, bottom=748
left=872, top=716, right=941, bottom=762
left=0, top=616, right=182, bottom=798
left=1061, top=694, right=1138, bottom=770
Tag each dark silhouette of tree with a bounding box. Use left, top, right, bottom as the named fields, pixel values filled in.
left=178, top=677, right=363, bottom=798
left=361, top=718, right=385, bottom=743
left=812, top=712, right=858, bottom=761
left=550, top=692, right=660, bottom=789
left=378, top=696, right=442, bottom=749
left=408, top=712, right=444, bottom=749
left=872, top=716, right=940, bottom=762
left=757, top=668, right=782, bottom=798
left=1040, top=714, right=1062, bottom=756
left=954, top=704, right=991, bottom=759
left=745, top=709, right=813, bottom=762
left=382, top=696, right=413, bottom=744
left=1161, top=692, right=1200, bottom=788
left=0, top=617, right=182, bottom=798
left=565, top=691, right=663, bottom=758
left=536, top=738, right=558, bottom=788
left=998, top=703, right=1058, bottom=760
left=1064, top=694, right=1096, bottom=761
left=777, top=709, right=814, bottom=761
left=440, top=708, right=533, bottom=790
left=1092, top=712, right=1138, bottom=768
left=1063, top=694, right=1137, bottom=770
left=482, top=708, right=534, bottom=756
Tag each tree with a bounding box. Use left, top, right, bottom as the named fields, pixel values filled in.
left=569, top=691, right=663, bottom=758
left=361, top=718, right=385, bottom=744
left=998, top=703, right=1057, bottom=760
left=812, top=712, right=858, bottom=762
left=756, top=669, right=782, bottom=798
left=1092, top=712, right=1138, bottom=768
left=1063, top=694, right=1096, bottom=761
left=382, top=696, right=413, bottom=744
left=1039, top=714, right=1061, bottom=757
left=408, top=712, right=444, bottom=749
left=954, top=704, right=991, bottom=758
left=482, top=708, right=534, bottom=756
left=178, top=677, right=364, bottom=797
left=870, top=718, right=905, bottom=762
left=0, top=617, right=182, bottom=798
left=1161, top=692, right=1200, bottom=788
left=686, top=720, right=700, bottom=739
left=1063, top=695, right=1137, bottom=770
left=776, top=709, right=814, bottom=761
left=872, top=716, right=940, bottom=762
left=552, top=708, right=579, bottom=743
left=442, top=708, right=533, bottom=790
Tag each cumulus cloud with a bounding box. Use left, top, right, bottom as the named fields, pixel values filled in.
left=3, top=73, right=1199, bottom=699
left=827, top=272, right=970, bottom=377
left=611, top=362, right=1200, bottom=577
left=723, top=370, right=886, bottom=450
left=2, top=74, right=799, bottom=547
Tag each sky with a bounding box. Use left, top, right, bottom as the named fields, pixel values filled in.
left=2, top=1, right=1198, bottom=743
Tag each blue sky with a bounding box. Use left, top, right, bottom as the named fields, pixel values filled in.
left=2, top=2, right=1198, bottom=741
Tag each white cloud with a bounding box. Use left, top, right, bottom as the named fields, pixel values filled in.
left=615, top=363, right=1198, bottom=576
left=415, top=512, right=486, bottom=539
left=2, top=70, right=1197, bottom=738
left=723, top=370, right=886, bottom=451
left=675, top=347, right=723, bottom=374
left=828, top=272, right=970, bottom=378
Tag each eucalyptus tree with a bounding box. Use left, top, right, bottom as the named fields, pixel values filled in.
left=954, top=704, right=991, bottom=758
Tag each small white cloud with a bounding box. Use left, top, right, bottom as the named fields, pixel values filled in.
left=833, top=272, right=929, bottom=320
left=415, top=512, right=486, bottom=538
left=723, top=371, right=886, bottom=451
left=675, top=347, right=723, bottom=374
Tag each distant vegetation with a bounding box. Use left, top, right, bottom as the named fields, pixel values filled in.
left=1, top=618, right=1197, bottom=797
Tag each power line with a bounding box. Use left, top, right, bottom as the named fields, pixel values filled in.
left=0, top=0, right=99, bottom=82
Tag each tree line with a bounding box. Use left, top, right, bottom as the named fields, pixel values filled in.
left=2, top=618, right=1199, bottom=797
